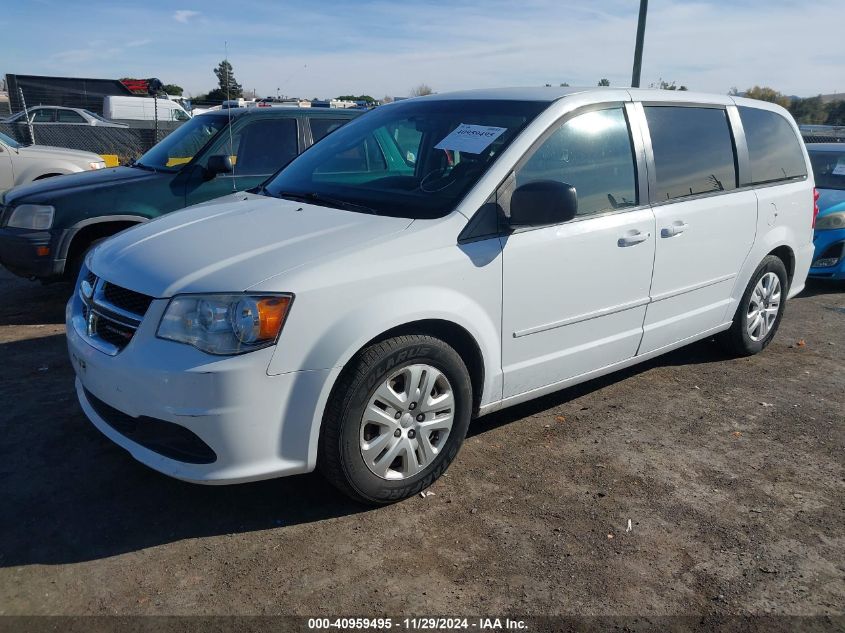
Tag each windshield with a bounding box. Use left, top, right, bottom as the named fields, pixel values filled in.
left=135, top=114, right=228, bottom=171
left=0, top=131, right=21, bottom=149
left=809, top=150, right=845, bottom=191
left=263, top=99, right=547, bottom=218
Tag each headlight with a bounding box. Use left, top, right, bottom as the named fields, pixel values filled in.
left=157, top=294, right=293, bottom=355
left=6, top=204, right=55, bottom=230
left=815, top=212, right=845, bottom=231
left=88, top=161, right=105, bottom=170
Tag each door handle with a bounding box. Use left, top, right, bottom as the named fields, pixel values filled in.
left=660, top=221, right=688, bottom=238
left=617, top=230, right=650, bottom=247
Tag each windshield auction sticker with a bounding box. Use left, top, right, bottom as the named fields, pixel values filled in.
left=833, top=158, right=845, bottom=176
left=435, top=124, right=507, bottom=154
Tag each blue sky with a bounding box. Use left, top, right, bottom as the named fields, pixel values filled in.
left=1, top=0, right=841, bottom=99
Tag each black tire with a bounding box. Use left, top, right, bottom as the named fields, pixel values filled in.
left=67, top=237, right=106, bottom=282
left=318, top=334, right=472, bottom=505
left=719, top=255, right=789, bottom=356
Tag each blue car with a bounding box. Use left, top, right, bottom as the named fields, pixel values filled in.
left=807, top=143, right=845, bottom=280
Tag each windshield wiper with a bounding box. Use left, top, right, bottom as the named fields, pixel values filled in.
left=130, top=161, right=156, bottom=172
left=273, top=191, right=378, bottom=215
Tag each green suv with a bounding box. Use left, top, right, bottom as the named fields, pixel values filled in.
left=0, top=107, right=361, bottom=281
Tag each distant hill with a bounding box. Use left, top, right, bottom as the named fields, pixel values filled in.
left=819, top=92, right=845, bottom=104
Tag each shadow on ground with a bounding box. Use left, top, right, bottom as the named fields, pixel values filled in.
left=0, top=275, right=839, bottom=568
left=0, top=330, right=733, bottom=568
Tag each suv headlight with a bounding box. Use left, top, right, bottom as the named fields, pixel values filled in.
left=88, top=161, right=106, bottom=170
left=815, top=212, right=845, bottom=231
left=6, top=204, right=55, bottom=229
left=157, top=294, right=293, bottom=355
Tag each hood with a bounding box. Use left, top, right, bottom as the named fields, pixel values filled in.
left=17, top=144, right=103, bottom=162
left=817, top=188, right=845, bottom=216
left=3, top=166, right=163, bottom=205
left=88, top=193, right=414, bottom=297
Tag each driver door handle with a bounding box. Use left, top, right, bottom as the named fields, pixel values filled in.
left=617, top=230, right=650, bottom=247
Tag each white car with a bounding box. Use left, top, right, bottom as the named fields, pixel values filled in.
left=3, top=106, right=129, bottom=128
left=67, top=88, right=815, bottom=504
left=0, top=132, right=105, bottom=193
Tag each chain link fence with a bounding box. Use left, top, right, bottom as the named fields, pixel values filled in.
left=0, top=122, right=179, bottom=165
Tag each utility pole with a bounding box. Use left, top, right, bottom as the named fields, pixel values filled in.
left=631, top=0, right=648, bottom=88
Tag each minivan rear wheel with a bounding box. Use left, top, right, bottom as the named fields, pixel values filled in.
left=719, top=255, right=788, bottom=356
left=319, top=334, right=472, bottom=504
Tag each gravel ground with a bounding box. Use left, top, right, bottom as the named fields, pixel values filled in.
left=0, top=268, right=843, bottom=621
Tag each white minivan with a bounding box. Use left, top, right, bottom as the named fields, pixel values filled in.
left=67, top=88, right=815, bottom=503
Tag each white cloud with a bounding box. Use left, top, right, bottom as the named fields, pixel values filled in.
left=173, top=10, right=200, bottom=24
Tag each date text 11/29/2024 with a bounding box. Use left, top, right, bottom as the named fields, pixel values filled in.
left=307, top=617, right=528, bottom=630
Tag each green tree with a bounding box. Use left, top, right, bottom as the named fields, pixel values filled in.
left=410, top=83, right=433, bottom=97
left=651, top=78, right=688, bottom=91
left=789, top=96, right=828, bottom=125
left=336, top=95, right=375, bottom=103
left=162, top=84, right=184, bottom=96
left=744, top=86, right=790, bottom=108
left=597, top=78, right=610, bottom=87
left=826, top=100, right=845, bottom=126
left=206, top=60, right=243, bottom=102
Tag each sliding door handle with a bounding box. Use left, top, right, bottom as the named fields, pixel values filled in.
left=661, top=221, right=688, bottom=238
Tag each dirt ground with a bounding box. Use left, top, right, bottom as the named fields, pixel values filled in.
left=0, top=267, right=843, bottom=621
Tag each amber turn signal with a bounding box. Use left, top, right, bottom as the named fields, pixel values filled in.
left=257, top=296, right=292, bottom=340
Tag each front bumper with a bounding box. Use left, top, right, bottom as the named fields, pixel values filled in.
left=0, top=226, right=67, bottom=280
left=808, top=228, right=845, bottom=280
left=66, top=291, right=337, bottom=484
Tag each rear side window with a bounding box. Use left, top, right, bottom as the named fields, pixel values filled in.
left=739, top=106, right=807, bottom=184
left=516, top=107, right=638, bottom=216
left=227, top=118, right=299, bottom=176
left=310, top=118, right=348, bottom=143
left=57, top=109, right=86, bottom=123
left=645, top=106, right=737, bottom=201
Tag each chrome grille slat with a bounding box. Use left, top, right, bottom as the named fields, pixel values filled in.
left=72, top=269, right=152, bottom=355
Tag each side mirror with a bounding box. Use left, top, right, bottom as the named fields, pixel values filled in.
left=508, top=180, right=577, bottom=227
left=205, top=154, right=233, bottom=180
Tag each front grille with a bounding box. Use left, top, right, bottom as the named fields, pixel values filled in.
left=103, top=282, right=154, bottom=317
left=84, top=388, right=217, bottom=464
left=73, top=268, right=154, bottom=355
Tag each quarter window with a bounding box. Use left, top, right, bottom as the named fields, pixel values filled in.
left=644, top=106, right=737, bottom=201
left=516, top=107, right=638, bottom=216
left=739, top=106, right=807, bottom=184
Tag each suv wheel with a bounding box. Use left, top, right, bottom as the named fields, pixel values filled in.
left=719, top=255, right=789, bottom=356
left=319, top=334, right=472, bottom=504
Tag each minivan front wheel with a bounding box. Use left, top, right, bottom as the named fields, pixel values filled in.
left=319, top=334, right=472, bottom=504
left=720, top=255, right=788, bottom=356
